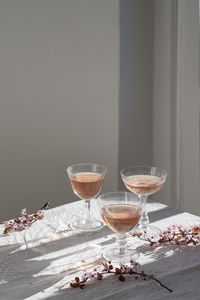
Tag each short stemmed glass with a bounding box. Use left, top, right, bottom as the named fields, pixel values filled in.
left=120, top=166, right=167, bottom=238
left=98, top=191, right=144, bottom=262
left=67, top=163, right=107, bottom=231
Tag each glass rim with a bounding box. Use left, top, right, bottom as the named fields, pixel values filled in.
left=98, top=190, right=138, bottom=199
left=120, top=165, right=168, bottom=178
left=67, top=162, right=107, bottom=173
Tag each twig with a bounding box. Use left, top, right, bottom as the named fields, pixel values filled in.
left=70, top=261, right=173, bottom=293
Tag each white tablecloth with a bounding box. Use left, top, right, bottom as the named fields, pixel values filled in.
left=0, top=199, right=200, bottom=300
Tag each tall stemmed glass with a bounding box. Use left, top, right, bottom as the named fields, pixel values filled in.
left=120, top=166, right=167, bottom=238
left=67, top=163, right=107, bottom=231
left=98, top=191, right=144, bottom=262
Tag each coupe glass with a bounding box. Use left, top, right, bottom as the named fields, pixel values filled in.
left=67, top=163, right=107, bottom=231
left=120, top=166, right=167, bottom=238
left=98, top=191, right=144, bottom=262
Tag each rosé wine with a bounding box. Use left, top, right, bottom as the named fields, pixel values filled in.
left=70, top=172, right=104, bottom=200
left=101, top=204, right=141, bottom=234
left=124, top=175, right=163, bottom=195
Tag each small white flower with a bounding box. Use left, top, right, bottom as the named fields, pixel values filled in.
left=21, top=208, right=27, bottom=216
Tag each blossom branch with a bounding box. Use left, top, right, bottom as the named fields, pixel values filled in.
left=3, top=201, right=50, bottom=234
left=132, top=224, right=200, bottom=248
left=70, top=260, right=172, bottom=293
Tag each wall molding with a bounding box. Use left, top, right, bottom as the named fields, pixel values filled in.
left=154, top=0, right=199, bottom=209
left=199, top=0, right=200, bottom=85
left=170, top=0, right=200, bottom=209
left=170, top=0, right=181, bottom=209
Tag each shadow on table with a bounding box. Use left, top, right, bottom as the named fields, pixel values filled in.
left=148, top=206, right=182, bottom=223
left=43, top=241, right=200, bottom=300
left=135, top=239, right=200, bottom=263
left=24, top=205, right=200, bottom=300
left=1, top=205, right=199, bottom=300
left=0, top=225, right=115, bottom=299
left=8, top=225, right=114, bottom=256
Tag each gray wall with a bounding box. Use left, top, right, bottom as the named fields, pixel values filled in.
left=0, top=0, right=154, bottom=221
left=153, top=0, right=172, bottom=205
left=0, top=0, right=119, bottom=221
left=153, top=0, right=200, bottom=211
left=119, top=0, right=154, bottom=187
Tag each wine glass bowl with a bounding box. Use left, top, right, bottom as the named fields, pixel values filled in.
left=98, top=191, right=144, bottom=262
left=121, top=166, right=167, bottom=195
left=120, top=166, right=167, bottom=238
left=67, top=163, right=107, bottom=231
left=70, top=171, right=104, bottom=200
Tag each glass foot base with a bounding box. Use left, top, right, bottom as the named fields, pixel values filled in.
left=103, top=247, right=139, bottom=263
left=70, top=219, right=104, bottom=232
left=131, top=224, right=161, bottom=241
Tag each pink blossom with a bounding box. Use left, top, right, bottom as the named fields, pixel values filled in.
left=82, top=273, right=88, bottom=281
left=18, top=224, right=26, bottom=231
left=86, top=272, right=95, bottom=280
left=37, top=210, right=44, bottom=217
left=21, top=208, right=27, bottom=217
left=23, top=217, right=29, bottom=224
left=4, top=221, right=11, bottom=227
left=12, top=223, right=18, bottom=230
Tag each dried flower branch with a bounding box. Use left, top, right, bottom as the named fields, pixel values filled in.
left=4, top=201, right=50, bottom=234
left=132, top=224, right=200, bottom=248
left=70, top=277, right=88, bottom=289
left=70, top=260, right=172, bottom=293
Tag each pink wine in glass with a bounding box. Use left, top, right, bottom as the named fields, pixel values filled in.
left=124, top=175, right=164, bottom=195
left=101, top=204, right=142, bottom=234
left=70, top=172, right=104, bottom=200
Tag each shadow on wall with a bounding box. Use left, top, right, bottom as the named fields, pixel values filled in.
left=119, top=0, right=153, bottom=190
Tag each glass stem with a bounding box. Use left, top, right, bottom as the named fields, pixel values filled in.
left=84, top=200, right=91, bottom=222
left=138, top=194, right=149, bottom=228
left=116, top=233, right=127, bottom=255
